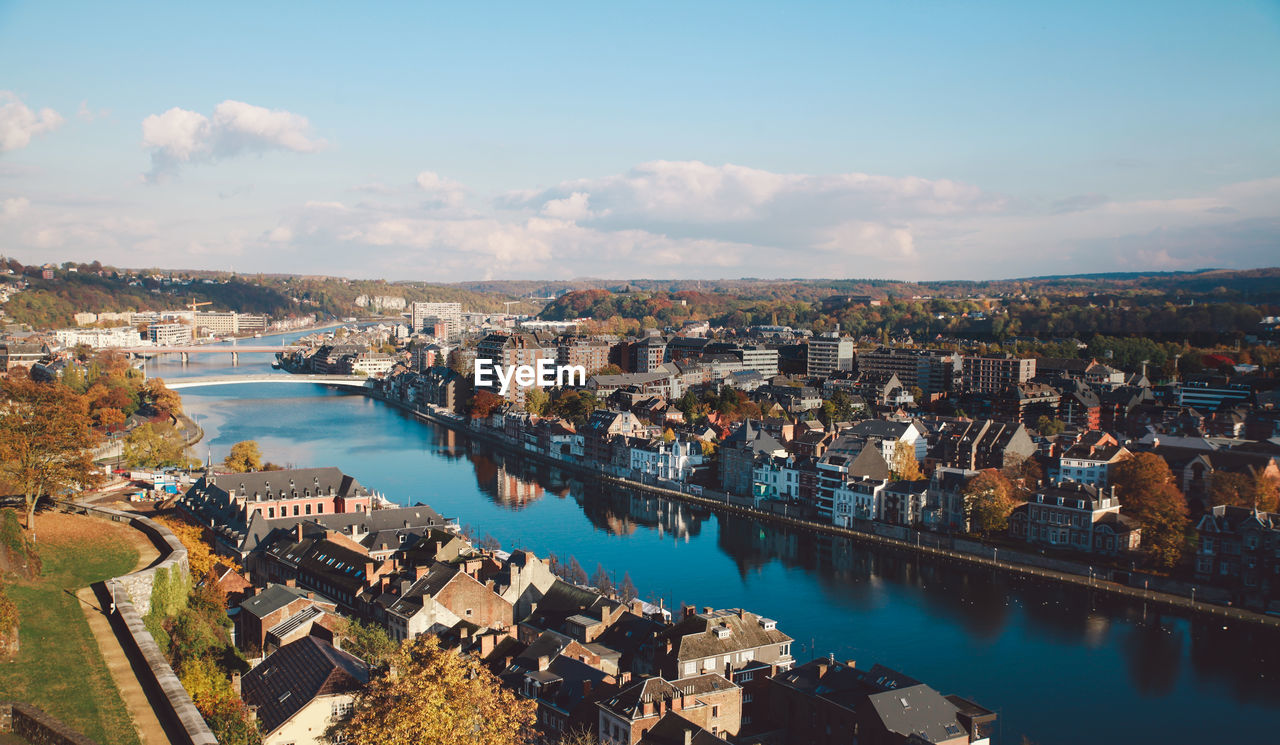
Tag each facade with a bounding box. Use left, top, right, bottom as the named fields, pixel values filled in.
left=961, top=354, right=1035, bottom=393
left=1053, top=436, right=1130, bottom=487
left=52, top=326, right=141, bottom=349
left=182, top=467, right=375, bottom=547
left=806, top=333, right=854, bottom=377
left=598, top=674, right=742, bottom=745
left=1008, top=481, right=1142, bottom=556
left=148, top=322, right=194, bottom=346
left=410, top=301, right=463, bottom=337
left=649, top=607, right=793, bottom=682
left=558, top=337, right=611, bottom=374
left=1194, top=505, right=1280, bottom=602
left=475, top=332, right=555, bottom=404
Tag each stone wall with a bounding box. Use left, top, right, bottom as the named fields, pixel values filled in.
left=56, top=501, right=217, bottom=745
left=0, top=701, right=99, bottom=745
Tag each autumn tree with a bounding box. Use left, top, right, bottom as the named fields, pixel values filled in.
left=890, top=440, right=924, bottom=481
left=1111, top=453, right=1190, bottom=568
left=124, top=423, right=193, bottom=468
left=223, top=440, right=263, bottom=472
left=328, top=635, right=534, bottom=745
left=94, top=406, right=127, bottom=432
left=334, top=618, right=398, bottom=669
left=524, top=387, right=549, bottom=416
left=156, top=515, right=218, bottom=579
left=0, top=378, right=100, bottom=538
left=469, top=389, right=504, bottom=420
left=144, top=378, right=184, bottom=419
left=963, top=469, right=1018, bottom=536
left=1002, top=456, right=1045, bottom=500
left=1207, top=471, right=1280, bottom=513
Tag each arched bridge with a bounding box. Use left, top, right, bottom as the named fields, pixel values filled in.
left=163, top=374, right=373, bottom=390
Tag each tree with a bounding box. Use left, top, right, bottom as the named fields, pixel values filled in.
left=145, top=378, right=184, bottom=418
left=1208, top=471, right=1280, bottom=512
left=480, top=533, right=502, bottom=552
left=619, top=572, right=638, bottom=603
left=567, top=556, right=589, bottom=585
left=1112, top=453, right=1190, bottom=569
left=335, top=618, right=398, bottom=669
left=470, top=390, right=503, bottom=420
left=156, top=515, right=218, bottom=580
left=328, top=635, right=534, bottom=745
left=94, top=406, right=126, bottom=432
left=1002, top=457, right=1044, bottom=500
left=0, top=378, right=99, bottom=538
left=890, top=440, right=924, bottom=481
left=1035, top=415, right=1066, bottom=436
left=591, top=563, right=614, bottom=596
left=223, top=440, right=263, bottom=472
left=524, top=387, right=549, bottom=416
left=963, top=469, right=1017, bottom=536
left=558, top=727, right=599, bottom=745
left=661, top=428, right=676, bottom=444
left=124, top=423, right=192, bottom=468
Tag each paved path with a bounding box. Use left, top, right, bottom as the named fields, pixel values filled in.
left=74, top=525, right=172, bottom=745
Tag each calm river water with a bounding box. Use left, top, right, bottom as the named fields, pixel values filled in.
left=148, top=333, right=1280, bottom=745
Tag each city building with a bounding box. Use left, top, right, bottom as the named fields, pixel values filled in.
left=148, top=322, right=194, bottom=346
left=240, top=636, right=370, bottom=745
left=410, top=301, right=463, bottom=337
left=961, top=354, right=1036, bottom=393
left=806, top=333, right=854, bottom=377
left=1008, top=481, right=1142, bottom=556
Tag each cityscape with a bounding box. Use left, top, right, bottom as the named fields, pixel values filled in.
left=2, top=4, right=1279, bottom=745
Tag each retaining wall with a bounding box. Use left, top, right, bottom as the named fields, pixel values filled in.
left=57, top=501, right=218, bottom=745
left=0, top=701, right=99, bottom=745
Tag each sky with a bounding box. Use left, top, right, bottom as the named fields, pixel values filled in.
left=1, top=1, right=1278, bottom=282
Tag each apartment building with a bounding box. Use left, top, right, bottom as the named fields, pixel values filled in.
left=961, top=354, right=1035, bottom=393
left=806, top=333, right=854, bottom=377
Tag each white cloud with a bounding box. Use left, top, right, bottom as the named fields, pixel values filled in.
left=142, top=100, right=324, bottom=181
left=1, top=196, right=30, bottom=219
left=0, top=92, right=64, bottom=152
left=415, top=171, right=467, bottom=208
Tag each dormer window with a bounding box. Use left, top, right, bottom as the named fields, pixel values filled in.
left=714, top=626, right=731, bottom=640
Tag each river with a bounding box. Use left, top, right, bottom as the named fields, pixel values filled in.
left=145, top=333, right=1280, bottom=745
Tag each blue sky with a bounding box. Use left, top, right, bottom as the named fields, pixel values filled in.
left=1, top=1, right=1277, bottom=281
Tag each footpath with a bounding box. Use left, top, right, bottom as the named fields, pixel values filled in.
left=74, top=513, right=171, bottom=745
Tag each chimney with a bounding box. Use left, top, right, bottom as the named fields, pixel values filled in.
left=619, top=671, right=632, bottom=685
left=365, top=561, right=376, bottom=581
left=295, top=522, right=305, bottom=541
left=537, top=655, right=550, bottom=672
left=415, top=564, right=430, bottom=579
left=480, top=633, right=496, bottom=657
left=702, top=606, right=712, bottom=615
left=684, top=729, right=692, bottom=745
left=230, top=671, right=241, bottom=696
left=582, top=680, right=592, bottom=697
left=305, top=591, right=314, bottom=600
left=285, top=578, right=296, bottom=588
left=816, top=661, right=829, bottom=678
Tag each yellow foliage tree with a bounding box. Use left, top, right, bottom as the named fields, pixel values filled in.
left=890, top=440, right=924, bottom=481
left=329, top=635, right=534, bottom=745
left=156, top=515, right=222, bottom=580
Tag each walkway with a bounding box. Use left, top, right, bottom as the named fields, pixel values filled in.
left=74, top=521, right=171, bottom=745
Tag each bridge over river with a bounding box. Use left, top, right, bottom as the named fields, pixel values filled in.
left=163, top=374, right=372, bottom=390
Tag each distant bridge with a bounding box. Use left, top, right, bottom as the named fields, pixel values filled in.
left=120, top=345, right=302, bottom=364
left=163, top=374, right=373, bottom=390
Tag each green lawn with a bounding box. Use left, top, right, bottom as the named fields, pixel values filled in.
left=0, top=514, right=142, bottom=745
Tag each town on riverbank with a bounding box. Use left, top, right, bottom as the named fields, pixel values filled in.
left=4, top=263, right=1280, bottom=745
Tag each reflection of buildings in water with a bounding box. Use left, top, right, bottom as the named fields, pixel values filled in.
left=431, top=427, right=461, bottom=455
left=467, top=450, right=545, bottom=509
left=1124, top=620, right=1184, bottom=697
left=627, top=493, right=700, bottom=541
left=494, top=462, right=545, bottom=508
left=1082, top=613, right=1110, bottom=649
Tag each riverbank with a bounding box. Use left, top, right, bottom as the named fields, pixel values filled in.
left=360, top=388, right=1280, bottom=630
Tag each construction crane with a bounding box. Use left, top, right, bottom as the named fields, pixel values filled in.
left=185, top=301, right=212, bottom=312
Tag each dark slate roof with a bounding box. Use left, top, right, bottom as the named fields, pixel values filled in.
left=723, top=420, right=785, bottom=454
left=240, top=584, right=312, bottom=619
left=868, top=684, right=965, bottom=742
left=202, top=467, right=367, bottom=502
left=241, top=636, right=369, bottom=735
left=638, top=712, right=732, bottom=744
left=601, top=673, right=735, bottom=720
left=241, top=505, right=447, bottom=554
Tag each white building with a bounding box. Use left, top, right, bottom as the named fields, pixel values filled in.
left=630, top=439, right=703, bottom=482
left=753, top=455, right=801, bottom=500
left=806, top=332, right=854, bottom=376
left=53, top=326, right=142, bottom=349
left=410, top=301, right=463, bottom=337
left=830, top=477, right=886, bottom=527
left=148, top=322, right=193, bottom=346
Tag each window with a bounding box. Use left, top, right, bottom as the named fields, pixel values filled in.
left=712, top=705, right=719, bottom=717
left=305, top=504, right=312, bottom=515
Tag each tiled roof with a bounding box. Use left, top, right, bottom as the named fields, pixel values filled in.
left=241, top=636, right=369, bottom=734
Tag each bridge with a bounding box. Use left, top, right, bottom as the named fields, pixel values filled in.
left=163, top=374, right=373, bottom=390
left=119, top=345, right=302, bottom=364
